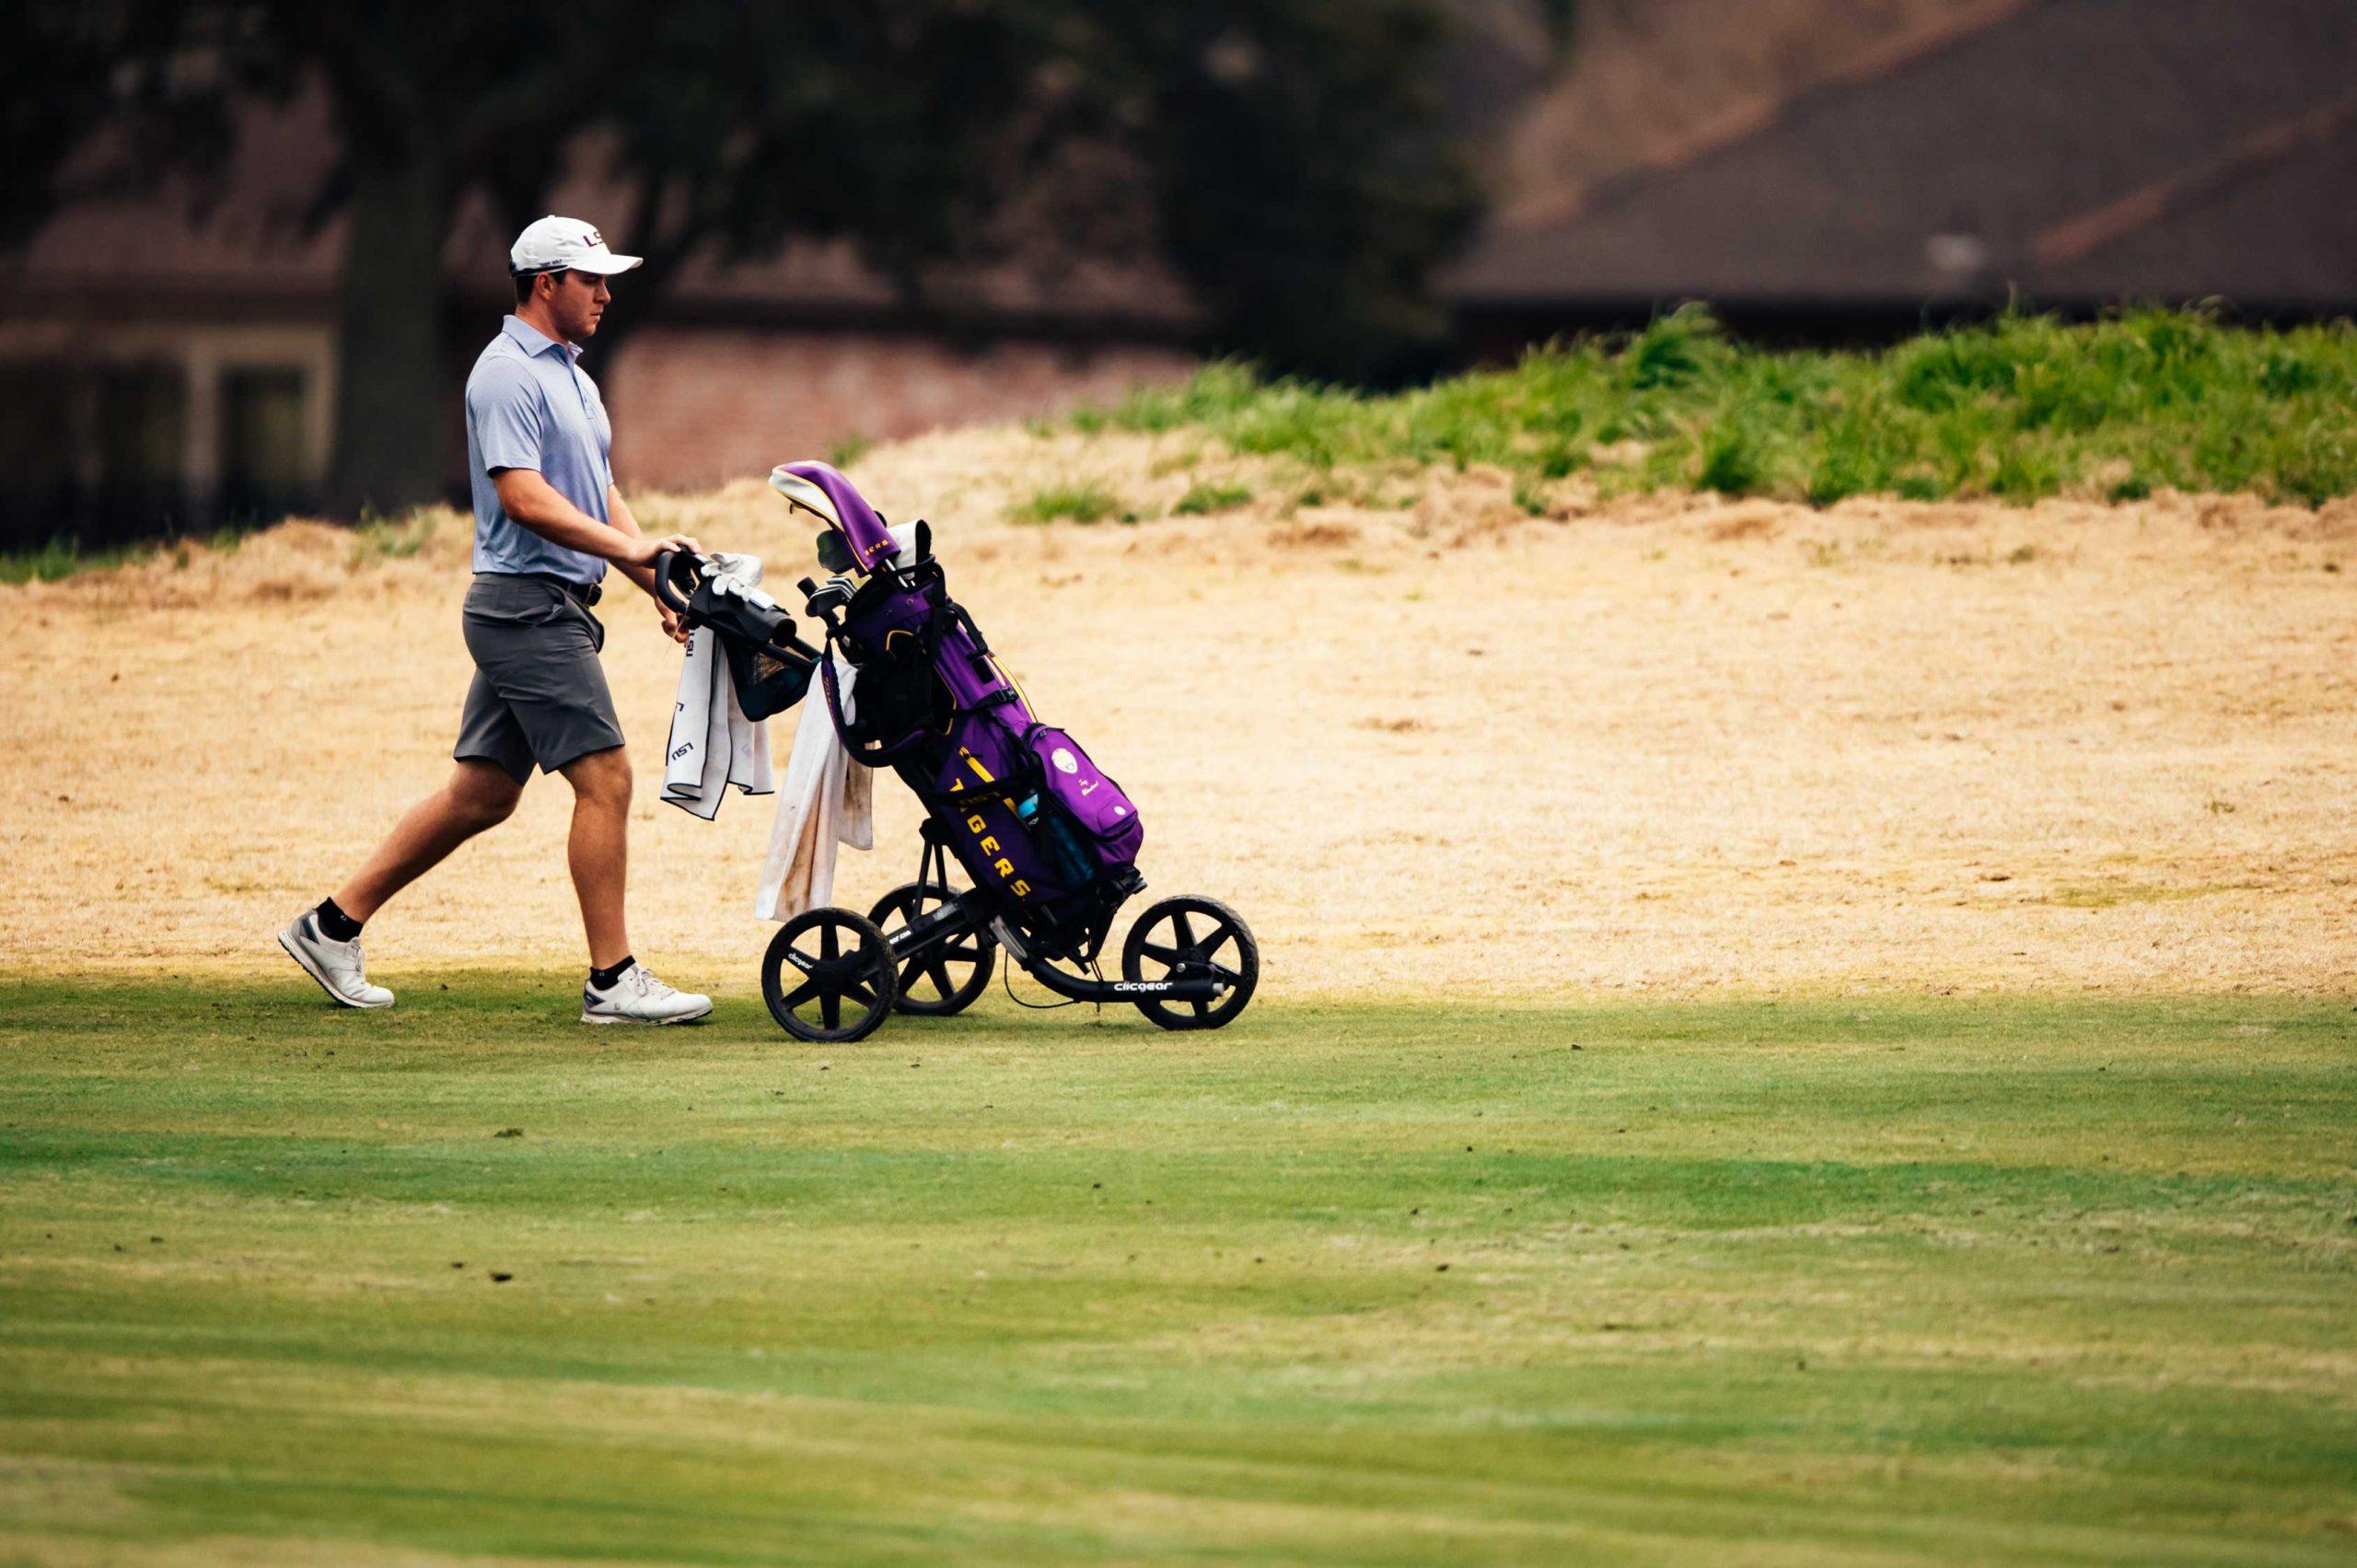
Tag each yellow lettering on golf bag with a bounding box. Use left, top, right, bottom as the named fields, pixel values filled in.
left=979, top=835, right=1000, bottom=854
left=1011, top=879, right=1031, bottom=897
left=967, top=814, right=987, bottom=834
left=993, top=858, right=1015, bottom=877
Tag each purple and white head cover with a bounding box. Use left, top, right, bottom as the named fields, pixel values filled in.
left=769, top=461, right=900, bottom=575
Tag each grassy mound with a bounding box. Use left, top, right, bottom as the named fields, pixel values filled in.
left=1086, top=308, right=2357, bottom=507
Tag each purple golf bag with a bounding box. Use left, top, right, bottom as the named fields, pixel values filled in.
left=794, top=465, right=1144, bottom=945
left=657, top=461, right=1257, bottom=1043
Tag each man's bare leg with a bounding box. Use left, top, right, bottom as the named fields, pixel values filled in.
left=560, top=746, right=633, bottom=970
left=335, top=760, right=524, bottom=922
left=562, top=747, right=710, bottom=1023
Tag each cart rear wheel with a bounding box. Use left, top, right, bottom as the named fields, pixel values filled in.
left=1121, top=896, right=1258, bottom=1031
left=761, top=908, right=898, bottom=1042
left=868, top=881, right=996, bottom=1016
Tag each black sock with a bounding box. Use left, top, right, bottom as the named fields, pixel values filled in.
left=588, top=954, right=634, bottom=990
left=315, top=897, right=364, bottom=942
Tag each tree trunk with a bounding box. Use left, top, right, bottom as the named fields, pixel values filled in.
left=324, top=156, right=451, bottom=517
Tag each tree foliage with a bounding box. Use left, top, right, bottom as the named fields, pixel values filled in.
left=4, top=0, right=1481, bottom=513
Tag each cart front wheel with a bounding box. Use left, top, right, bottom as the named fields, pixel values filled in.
left=762, top=908, right=898, bottom=1042
left=1121, top=896, right=1258, bottom=1031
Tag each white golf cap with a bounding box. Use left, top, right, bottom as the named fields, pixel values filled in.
left=508, top=215, right=642, bottom=276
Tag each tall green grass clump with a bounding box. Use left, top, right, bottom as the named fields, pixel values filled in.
left=1092, top=308, right=2357, bottom=507
left=1172, top=481, right=1254, bottom=516
left=1007, top=482, right=1123, bottom=525
left=347, top=506, right=440, bottom=566
left=0, top=527, right=254, bottom=586
left=0, top=537, right=130, bottom=585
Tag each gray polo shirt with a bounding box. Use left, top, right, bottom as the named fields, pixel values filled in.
left=463, top=314, right=614, bottom=586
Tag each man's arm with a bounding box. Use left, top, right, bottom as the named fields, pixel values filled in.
left=490, top=469, right=696, bottom=571
left=604, top=483, right=691, bottom=645
left=604, top=484, right=658, bottom=597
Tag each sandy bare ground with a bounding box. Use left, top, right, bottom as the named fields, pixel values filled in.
left=4, top=428, right=2351, bottom=997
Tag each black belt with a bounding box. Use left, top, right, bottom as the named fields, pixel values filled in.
left=508, top=572, right=601, bottom=606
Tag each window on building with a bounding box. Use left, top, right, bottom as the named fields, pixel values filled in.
left=96, top=364, right=186, bottom=489
left=0, top=361, right=75, bottom=551
left=220, top=366, right=310, bottom=521
left=0, top=360, right=189, bottom=548
left=91, top=363, right=189, bottom=544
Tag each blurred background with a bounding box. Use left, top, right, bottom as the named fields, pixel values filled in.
left=3, top=0, right=2351, bottom=549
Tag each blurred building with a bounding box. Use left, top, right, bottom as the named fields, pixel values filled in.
left=0, top=93, right=1193, bottom=542
left=5, top=0, right=2352, bottom=542
left=1449, top=0, right=2357, bottom=346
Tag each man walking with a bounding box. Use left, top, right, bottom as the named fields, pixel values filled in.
left=280, top=215, right=714, bottom=1025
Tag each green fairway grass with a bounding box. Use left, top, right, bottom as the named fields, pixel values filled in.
left=2, top=977, right=2351, bottom=1564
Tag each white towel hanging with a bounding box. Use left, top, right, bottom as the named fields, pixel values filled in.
left=661, top=552, right=775, bottom=819
left=755, top=653, right=874, bottom=921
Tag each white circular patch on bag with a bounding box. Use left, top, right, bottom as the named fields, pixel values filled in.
left=1051, top=748, right=1079, bottom=774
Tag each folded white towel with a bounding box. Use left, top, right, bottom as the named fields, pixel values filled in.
left=755, top=654, right=874, bottom=921
left=748, top=522, right=923, bottom=917
left=661, top=552, right=775, bottom=820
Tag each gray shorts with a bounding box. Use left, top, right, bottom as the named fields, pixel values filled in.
left=454, top=574, right=625, bottom=785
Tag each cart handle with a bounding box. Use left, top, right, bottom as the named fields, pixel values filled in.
left=653, top=549, right=702, bottom=617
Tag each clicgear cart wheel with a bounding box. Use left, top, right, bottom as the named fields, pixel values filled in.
left=1121, top=896, right=1258, bottom=1031
left=762, top=908, right=898, bottom=1042
left=868, top=881, right=997, bottom=1016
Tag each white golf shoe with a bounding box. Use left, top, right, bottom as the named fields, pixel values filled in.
left=582, top=961, right=713, bottom=1026
left=277, top=910, right=394, bottom=1009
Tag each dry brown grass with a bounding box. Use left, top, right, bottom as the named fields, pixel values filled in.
left=5, top=424, right=2352, bottom=997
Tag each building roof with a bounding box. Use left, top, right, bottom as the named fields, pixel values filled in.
left=1484, top=0, right=2017, bottom=231
left=1447, top=0, right=2357, bottom=315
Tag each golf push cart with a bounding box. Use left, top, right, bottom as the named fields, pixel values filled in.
left=654, top=460, right=1258, bottom=1044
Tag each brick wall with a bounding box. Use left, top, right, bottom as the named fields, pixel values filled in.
left=602, top=326, right=1195, bottom=492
